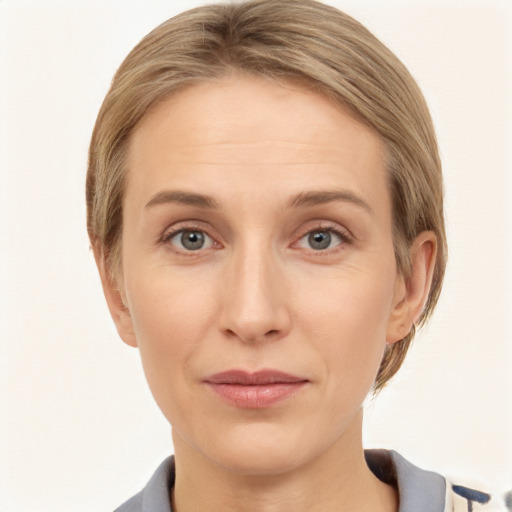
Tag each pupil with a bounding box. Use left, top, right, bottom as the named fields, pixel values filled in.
left=308, top=231, right=331, bottom=250
left=181, top=231, right=205, bottom=250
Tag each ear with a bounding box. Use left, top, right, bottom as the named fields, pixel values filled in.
left=93, top=243, right=138, bottom=348
left=386, top=231, right=437, bottom=344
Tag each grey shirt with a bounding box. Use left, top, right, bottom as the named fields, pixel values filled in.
left=113, top=449, right=494, bottom=512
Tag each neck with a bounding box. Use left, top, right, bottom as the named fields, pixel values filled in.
left=171, top=410, right=398, bottom=512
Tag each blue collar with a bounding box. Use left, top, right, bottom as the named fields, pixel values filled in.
left=116, top=450, right=446, bottom=512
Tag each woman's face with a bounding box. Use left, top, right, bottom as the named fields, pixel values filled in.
left=110, top=74, right=411, bottom=474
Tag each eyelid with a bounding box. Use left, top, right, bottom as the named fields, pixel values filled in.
left=292, top=222, right=353, bottom=251
left=158, top=220, right=352, bottom=253
left=160, top=222, right=222, bottom=253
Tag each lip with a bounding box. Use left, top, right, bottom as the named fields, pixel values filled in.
left=204, top=369, right=309, bottom=409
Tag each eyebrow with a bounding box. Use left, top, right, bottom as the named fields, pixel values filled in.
left=288, top=189, right=374, bottom=215
left=144, top=188, right=373, bottom=215
left=145, top=190, right=220, bottom=209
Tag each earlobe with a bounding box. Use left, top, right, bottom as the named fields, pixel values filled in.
left=386, top=231, right=437, bottom=344
left=93, top=244, right=138, bottom=348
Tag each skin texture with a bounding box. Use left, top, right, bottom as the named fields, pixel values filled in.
left=96, top=74, right=436, bottom=512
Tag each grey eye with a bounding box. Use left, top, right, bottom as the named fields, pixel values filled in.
left=181, top=231, right=205, bottom=250
left=298, top=229, right=343, bottom=251
left=308, top=231, right=332, bottom=250
left=170, top=230, right=213, bottom=251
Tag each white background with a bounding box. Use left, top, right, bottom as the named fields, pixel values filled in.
left=1, top=1, right=511, bottom=510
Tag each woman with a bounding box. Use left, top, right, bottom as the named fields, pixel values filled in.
left=86, top=1, right=503, bottom=510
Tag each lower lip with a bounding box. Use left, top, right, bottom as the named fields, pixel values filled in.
left=206, top=382, right=307, bottom=409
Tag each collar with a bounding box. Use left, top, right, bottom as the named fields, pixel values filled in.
left=365, top=449, right=446, bottom=512
left=124, top=450, right=447, bottom=512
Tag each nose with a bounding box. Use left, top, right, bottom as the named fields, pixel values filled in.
left=218, top=245, right=292, bottom=344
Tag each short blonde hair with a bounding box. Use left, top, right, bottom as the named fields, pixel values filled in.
left=87, top=0, right=447, bottom=392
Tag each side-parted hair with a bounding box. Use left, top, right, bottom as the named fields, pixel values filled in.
left=86, top=0, right=447, bottom=392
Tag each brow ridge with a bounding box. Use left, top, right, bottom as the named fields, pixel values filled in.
left=145, top=190, right=219, bottom=209
left=145, top=188, right=372, bottom=214
left=289, top=189, right=373, bottom=214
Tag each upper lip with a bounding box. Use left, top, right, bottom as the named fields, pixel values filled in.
left=204, top=369, right=308, bottom=385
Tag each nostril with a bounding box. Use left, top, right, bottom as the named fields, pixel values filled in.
left=222, top=327, right=282, bottom=343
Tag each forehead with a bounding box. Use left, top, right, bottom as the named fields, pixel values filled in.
left=130, top=75, right=381, bottom=157
left=125, top=74, right=389, bottom=215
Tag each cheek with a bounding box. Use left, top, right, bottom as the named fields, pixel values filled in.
left=123, top=266, right=219, bottom=407
left=297, top=267, right=395, bottom=382
left=126, top=262, right=217, bottom=340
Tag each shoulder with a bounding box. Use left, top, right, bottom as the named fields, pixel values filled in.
left=114, top=491, right=143, bottom=512
left=365, top=449, right=509, bottom=512
left=113, top=456, right=175, bottom=512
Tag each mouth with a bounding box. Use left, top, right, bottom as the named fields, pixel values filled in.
left=204, top=369, right=309, bottom=409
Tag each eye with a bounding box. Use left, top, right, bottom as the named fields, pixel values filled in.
left=167, top=229, right=214, bottom=251
left=297, top=229, right=345, bottom=251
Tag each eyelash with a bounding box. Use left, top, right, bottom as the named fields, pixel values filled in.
left=160, top=224, right=219, bottom=254
left=298, top=225, right=351, bottom=251
left=160, top=223, right=352, bottom=254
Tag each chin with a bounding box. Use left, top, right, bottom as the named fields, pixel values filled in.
left=212, top=446, right=306, bottom=477
left=194, top=422, right=326, bottom=477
